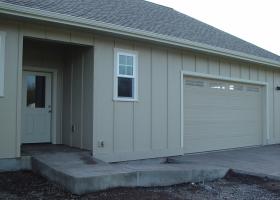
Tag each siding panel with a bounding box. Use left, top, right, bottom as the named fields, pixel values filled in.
left=71, top=51, right=83, bottom=148
left=273, top=72, right=280, bottom=143
left=0, top=22, right=19, bottom=158
left=93, top=37, right=114, bottom=153
left=266, top=71, right=274, bottom=144
left=114, top=102, right=134, bottom=152
left=196, top=55, right=208, bottom=74
left=151, top=48, right=168, bottom=150
left=209, top=58, right=219, bottom=75
left=241, top=64, right=250, bottom=80
left=45, top=27, right=71, bottom=42
left=167, top=51, right=182, bottom=149
left=62, top=61, right=72, bottom=146
left=231, top=63, right=241, bottom=78
left=70, top=31, right=94, bottom=45
left=82, top=48, right=94, bottom=150
left=183, top=53, right=195, bottom=72
left=258, top=69, right=266, bottom=82
left=20, top=23, right=45, bottom=38
left=113, top=39, right=134, bottom=153
left=219, top=60, right=231, bottom=77
left=250, top=66, right=259, bottom=81
left=133, top=44, right=152, bottom=152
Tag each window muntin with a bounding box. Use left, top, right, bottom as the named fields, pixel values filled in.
left=115, top=50, right=138, bottom=101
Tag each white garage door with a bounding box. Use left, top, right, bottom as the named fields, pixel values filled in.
left=184, top=76, right=263, bottom=154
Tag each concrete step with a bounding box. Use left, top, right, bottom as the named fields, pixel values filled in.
left=31, top=152, right=229, bottom=195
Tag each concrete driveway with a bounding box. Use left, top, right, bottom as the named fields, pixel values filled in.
left=171, top=145, right=280, bottom=179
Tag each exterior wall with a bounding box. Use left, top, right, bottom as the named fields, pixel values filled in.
left=93, top=37, right=182, bottom=162
left=82, top=48, right=94, bottom=150
left=93, top=36, right=280, bottom=162
left=0, top=21, right=19, bottom=158
left=0, top=18, right=279, bottom=161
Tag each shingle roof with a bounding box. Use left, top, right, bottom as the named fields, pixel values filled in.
left=1, top=0, right=280, bottom=62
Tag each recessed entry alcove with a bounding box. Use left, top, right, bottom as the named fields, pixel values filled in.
left=21, top=37, right=94, bottom=152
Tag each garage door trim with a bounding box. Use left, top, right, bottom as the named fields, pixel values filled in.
left=180, top=71, right=269, bottom=150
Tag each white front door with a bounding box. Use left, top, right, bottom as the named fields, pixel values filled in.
left=21, top=71, right=52, bottom=143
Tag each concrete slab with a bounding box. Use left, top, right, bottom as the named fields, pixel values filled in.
left=170, top=145, right=280, bottom=179
left=27, top=144, right=280, bottom=194
left=31, top=151, right=228, bottom=194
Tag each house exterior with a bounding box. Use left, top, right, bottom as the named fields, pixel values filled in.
left=0, top=0, right=280, bottom=163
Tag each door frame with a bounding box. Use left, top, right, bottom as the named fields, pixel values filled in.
left=22, top=66, right=58, bottom=145
left=180, top=71, right=269, bottom=150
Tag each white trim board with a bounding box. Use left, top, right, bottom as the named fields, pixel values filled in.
left=180, top=71, right=269, bottom=150
left=0, top=31, right=6, bottom=97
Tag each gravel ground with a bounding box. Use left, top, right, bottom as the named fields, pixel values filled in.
left=0, top=170, right=280, bottom=200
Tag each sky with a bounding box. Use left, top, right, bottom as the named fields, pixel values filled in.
left=147, top=0, right=280, bottom=56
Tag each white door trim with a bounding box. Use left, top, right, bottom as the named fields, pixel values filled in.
left=180, top=70, right=269, bottom=150
left=22, top=66, right=58, bottom=144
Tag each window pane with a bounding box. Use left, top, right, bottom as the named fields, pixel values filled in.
left=119, top=55, right=126, bottom=65
left=126, top=66, right=133, bottom=76
left=118, top=54, right=134, bottom=76
left=118, top=77, right=133, bottom=98
left=119, top=65, right=133, bottom=76
left=119, top=65, right=126, bottom=75
left=127, top=56, right=133, bottom=66
left=27, top=75, right=46, bottom=108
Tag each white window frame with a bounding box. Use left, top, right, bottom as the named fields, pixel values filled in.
left=114, top=48, right=138, bottom=101
left=0, top=31, right=6, bottom=97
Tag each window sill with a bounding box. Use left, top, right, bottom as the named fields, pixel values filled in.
left=113, top=97, right=138, bottom=102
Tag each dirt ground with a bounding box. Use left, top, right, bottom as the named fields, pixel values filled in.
left=0, top=170, right=280, bottom=200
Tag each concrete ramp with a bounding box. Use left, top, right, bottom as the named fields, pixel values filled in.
left=31, top=152, right=229, bottom=195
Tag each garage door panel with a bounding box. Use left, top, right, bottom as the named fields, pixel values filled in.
left=185, top=104, right=261, bottom=112
left=185, top=89, right=262, bottom=103
left=184, top=121, right=261, bottom=130
left=185, top=96, right=261, bottom=109
left=188, top=134, right=260, bottom=143
left=185, top=124, right=261, bottom=137
left=185, top=129, right=261, bottom=140
left=184, top=77, right=263, bottom=153
left=185, top=135, right=261, bottom=153
left=185, top=111, right=261, bottom=122
left=184, top=120, right=261, bottom=128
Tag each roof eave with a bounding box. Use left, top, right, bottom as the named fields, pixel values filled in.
left=0, top=2, right=279, bottom=68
